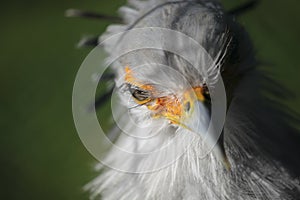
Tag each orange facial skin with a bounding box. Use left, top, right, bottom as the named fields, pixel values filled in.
left=147, top=95, right=183, bottom=124
left=124, top=66, right=205, bottom=124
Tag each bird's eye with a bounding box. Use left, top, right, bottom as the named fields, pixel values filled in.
left=132, top=89, right=150, bottom=101
left=127, top=84, right=151, bottom=102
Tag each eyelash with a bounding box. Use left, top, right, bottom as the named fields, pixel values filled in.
left=121, top=83, right=211, bottom=106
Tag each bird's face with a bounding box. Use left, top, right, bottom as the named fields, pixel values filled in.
left=123, top=65, right=210, bottom=134
left=116, top=63, right=229, bottom=169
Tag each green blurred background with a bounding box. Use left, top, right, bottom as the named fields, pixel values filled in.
left=0, top=0, right=299, bottom=199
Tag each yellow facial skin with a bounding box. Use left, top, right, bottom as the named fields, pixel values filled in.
left=125, top=66, right=206, bottom=125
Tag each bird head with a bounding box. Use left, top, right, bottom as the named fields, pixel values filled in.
left=124, top=66, right=207, bottom=129
left=116, top=63, right=229, bottom=169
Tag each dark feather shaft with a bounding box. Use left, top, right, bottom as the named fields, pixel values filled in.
left=77, top=36, right=99, bottom=48
left=88, top=86, right=114, bottom=112
left=228, top=0, right=259, bottom=16
left=65, top=9, right=121, bottom=22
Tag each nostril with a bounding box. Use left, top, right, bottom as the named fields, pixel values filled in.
left=184, top=101, right=191, bottom=112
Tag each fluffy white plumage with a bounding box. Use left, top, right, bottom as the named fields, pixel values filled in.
left=85, top=0, right=300, bottom=199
